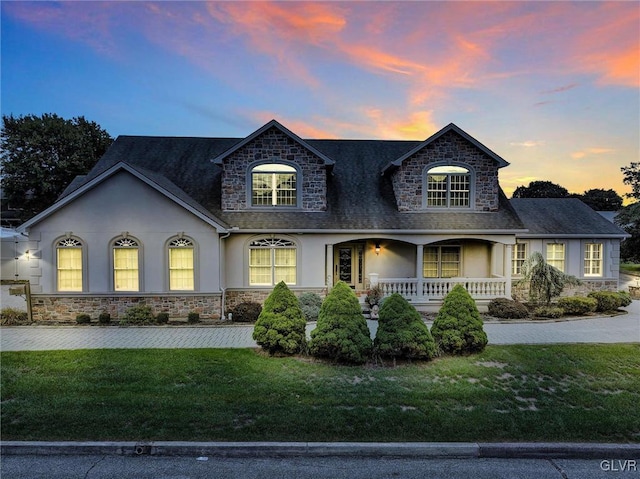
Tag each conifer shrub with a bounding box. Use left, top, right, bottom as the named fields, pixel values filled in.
left=121, top=304, right=154, bottom=324
left=156, top=312, right=169, bottom=324
left=533, top=305, right=564, bottom=319
left=309, top=281, right=373, bottom=364
left=253, top=281, right=307, bottom=355
left=75, top=313, right=91, bottom=324
left=374, top=293, right=436, bottom=360
left=431, top=285, right=488, bottom=355
left=298, top=292, right=323, bottom=322
left=98, top=311, right=111, bottom=324
left=557, top=296, right=597, bottom=315
left=187, top=312, right=200, bottom=324
left=230, top=302, right=262, bottom=323
left=588, top=291, right=626, bottom=312
left=487, top=298, right=529, bottom=319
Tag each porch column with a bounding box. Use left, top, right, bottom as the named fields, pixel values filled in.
left=416, top=244, right=424, bottom=298
left=325, top=244, right=334, bottom=288
left=504, top=243, right=513, bottom=299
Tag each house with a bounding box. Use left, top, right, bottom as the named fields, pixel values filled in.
left=15, top=120, right=629, bottom=321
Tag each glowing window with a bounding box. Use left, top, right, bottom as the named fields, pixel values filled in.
left=251, top=164, right=297, bottom=207
left=426, top=165, right=470, bottom=208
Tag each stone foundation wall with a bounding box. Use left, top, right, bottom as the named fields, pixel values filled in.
left=224, top=287, right=326, bottom=315
left=31, top=294, right=222, bottom=322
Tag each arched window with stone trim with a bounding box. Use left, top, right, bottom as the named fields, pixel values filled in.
left=249, top=237, right=297, bottom=285
left=112, top=236, right=140, bottom=291
left=168, top=236, right=195, bottom=291
left=56, top=237, right=84, bottom=292
left=250, top=162, right=299, bottom=207
left=425, top=165, right=472, bottom=208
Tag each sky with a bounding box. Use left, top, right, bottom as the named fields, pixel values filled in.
left=1, top=1, right=639, bottom=200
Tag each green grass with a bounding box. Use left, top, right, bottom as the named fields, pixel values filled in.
left=2, top=345, right=639, bottom=443
left=621, top=263, right=640, bottom=276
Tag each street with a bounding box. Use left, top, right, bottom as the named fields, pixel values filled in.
left=1, top=455, right=638, bottom=479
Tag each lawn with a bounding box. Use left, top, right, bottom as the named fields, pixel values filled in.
left=2, top=345, right=639, bottom=443
left=621, top=262, right=640, bottom=276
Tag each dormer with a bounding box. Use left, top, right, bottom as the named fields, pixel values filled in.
left=212, top=120, right=334, bottom=212
left=382, top=123, right=509, bottom=212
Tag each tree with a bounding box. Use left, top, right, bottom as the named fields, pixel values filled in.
left=516, top=252, right=580, bottom=304
left=309, top=281, right=372, bottom=364
left=512, top=180, right=569, bottom=198
left=1, top=113, right=113, bottom=223
left=618, top=162, right=640, bottom=263
left=252, top=281, right=307, bottom=355
left=621, top=162, right=640, bottom=200
left=374, top=293, right=436, bottom=360
left=430, top=285, right=487, bottom=355
left=579, top=188, right=623, bottom=211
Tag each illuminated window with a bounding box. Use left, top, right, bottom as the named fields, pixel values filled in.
left=512, top=243, right=527, bottom=275
left=425, top=165, right=470, bottom=208
left=584, top=243, right=603, bottom=277
left=113, top=237, right=139, bottom=291
left=56, top=238, right=83, bottom=292
left=423, top=245, right=461, bottom=278
left=249, top=238, right=297, bottom=285
left=169, top=238, right=195, bottom=290
left=251, top=163, right=298, bottom=207
left=546, top=243, right=565, bottom=272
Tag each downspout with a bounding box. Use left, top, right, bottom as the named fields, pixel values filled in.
left=219, top=230, right=232, bottom=320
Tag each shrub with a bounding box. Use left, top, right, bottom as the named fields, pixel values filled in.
left=156, top=312, right=169, bottom=324
left=187, top=312, right=200, bottom=324
left=76, top=314, right=91, bottom=324
left=309, top=281, right=373, bottom=364
left=588, top=291, right=625, bottom=312
left=98, top=312, right=111, bottom=324
left=487, top=298, right=529, bottom=319
left=0, top=308, right=29, bottom=325
left=374, top=293, right=436, bottom=360
left=533, top=305, right=564, bottom=319
left=298, top=292, right=323, bottom=322
left=364, top=285, right=384, bottom=308
left=616, top=291, right=632, bottom=308
left=231, top=302, right=262, bottom=323
left=121, top=304, right=154, bottom=324
left=517, top=252, right=580, bottom=304
left=253, top=281, right=307, bottom=355
left=431, top=285, right=488, bottom=355
left=557, top=296, right=597, bottom=315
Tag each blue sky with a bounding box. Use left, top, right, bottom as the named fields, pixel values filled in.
left=2, top=1, right=638, bottom=199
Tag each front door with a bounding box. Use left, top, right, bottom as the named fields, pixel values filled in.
left=334, top=243, right=364, bottom=289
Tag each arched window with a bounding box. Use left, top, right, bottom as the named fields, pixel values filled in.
left=113, top=237, right=140, bottom=291
left=56, top=237, right=83, bottom=292
left=249, top=237, right=297, bottom=285
left=425, top=165, right=471, bottom=208
left=168, top=237, right=195, bottom=290
left=251, top=163, right=298, bottom=207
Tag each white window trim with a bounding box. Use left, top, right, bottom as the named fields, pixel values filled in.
left=247, top=160, right=302, bottom=209
left=545, top=242, right=566, bottom=272
left=583, top=242, right=604, bottom=278
left=423, top=162, right=475, bottom=210
left=166, top=235, right=198, bottom=291
left=512, top=242, right=528, bottom=276
left=422, top=244, right=462, bottom=278
left=54, top=235, right=87, bottom=292
left=247, top=236, right=299, bottom=286
left=110, top=235, right=143, bottom=292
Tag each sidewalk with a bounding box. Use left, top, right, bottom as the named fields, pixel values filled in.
left=1, top=302, right=638, bottom=351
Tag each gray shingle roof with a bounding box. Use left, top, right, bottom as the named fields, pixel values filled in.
left=510, top=198, right=628, bottom=237
left=63, top=135, right=526, bottom=233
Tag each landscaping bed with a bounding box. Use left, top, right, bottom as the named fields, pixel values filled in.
left=2, top=345, right=639, bottom=443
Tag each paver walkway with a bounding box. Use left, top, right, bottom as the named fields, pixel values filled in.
left=1, top=301, right=638, bottom=351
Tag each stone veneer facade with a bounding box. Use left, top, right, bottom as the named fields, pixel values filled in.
left=391, top=130, right=500, bottom=212
left=220, top=127, right=328, bottom=211
left=31, top=294, right=222, bottom=322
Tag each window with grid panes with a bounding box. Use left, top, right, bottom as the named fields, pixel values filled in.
left=169, top=238, right=194, bottom=290
left=251, top=164, right=297, bottom=207
left=584, top=243, right=603, bottom=277
left=426, top=165, right=470, bottom=208
left=546, top=243, right=565, bottom=272
left=57, top=238, right=83, bottom=291
left=249, top=238, right=296, bottom=285
left=113, top=238, right=139, bottom=291
left=512, top=242, right=527, bottom=275
left=423, top=245, right=461, bottom=278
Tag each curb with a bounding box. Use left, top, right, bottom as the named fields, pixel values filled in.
left=2, top=441, right=639, bottom=459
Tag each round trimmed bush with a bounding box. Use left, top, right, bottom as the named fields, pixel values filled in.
left=431, top=285, right=488, bottom=355
left=487, top=298, right=529, bottom=319
left=533, top=305, right=564, bottom=319
left=298, top=292, right=323, bottom=322
left=253, top=281, right=307, bottom=355
left=98, top=312, right=111, bottom=324
left=121, top=304, right=154, bottom=324
left=230, top=302, right=262, bottom=323
left=309, top=281, right=373, bottom=364
left=374, top=293, right=436, bottom=360
left=557, top=296, right=597, bottom=315
left=156, top=312, right=169, bottom=324
left=76, top=313, right=91, bottom=324
left=588, top=291, right=622, bottom=312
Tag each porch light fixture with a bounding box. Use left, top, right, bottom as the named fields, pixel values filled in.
left=375, top=242, right=381, bottom=255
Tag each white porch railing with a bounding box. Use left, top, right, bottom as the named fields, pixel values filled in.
left=377, top=278, right=507, bottom=302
